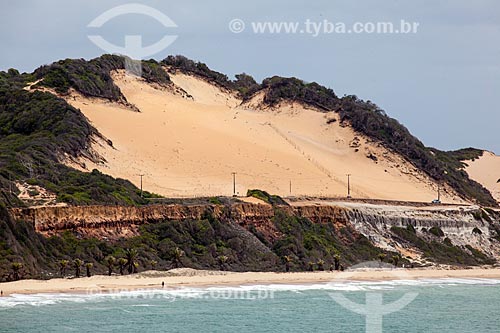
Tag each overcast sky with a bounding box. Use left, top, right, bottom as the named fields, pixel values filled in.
left=1, top=0, right=498, bottom=153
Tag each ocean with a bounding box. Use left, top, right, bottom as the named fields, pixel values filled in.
left=1, top=278, right=500, bottom=332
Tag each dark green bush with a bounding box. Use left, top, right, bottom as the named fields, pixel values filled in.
left=429, top=226, right=445, bottom=237
left=246, top=189, right=288, bottom=206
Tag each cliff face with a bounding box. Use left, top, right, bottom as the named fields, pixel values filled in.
left=342, top=204, right=500, bottom=261
left=8, top=203, right=346, bottom=239
left=9, top=202, right=500, bottom=265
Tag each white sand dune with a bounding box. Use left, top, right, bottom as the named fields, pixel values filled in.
left=62, top=70, right=464, bottom=203
left=465, top=151, right=500, bottom=204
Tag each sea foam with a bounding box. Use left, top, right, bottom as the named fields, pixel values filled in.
left=1, top=277, right=500, bottom=308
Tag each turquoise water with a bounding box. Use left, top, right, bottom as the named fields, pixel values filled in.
left=1, top=279, right=500, bottom=332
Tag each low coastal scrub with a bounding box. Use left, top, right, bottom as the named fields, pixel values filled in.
left=34, top=55, right=171, bottom=100
left=0, top=75, right=148, bottom=206
left=252, top=77, right=496, bottom=206
left=390, top=226, right=495, bottom=266
left=0, top=206, right=404, bottom=281
left=268, top=209, right=405, bottom=271
left=1, top=55, right=496, bottom=207
left=428, top=226, right=445, bottom=237
left=246, top=189, right=288, bottom=206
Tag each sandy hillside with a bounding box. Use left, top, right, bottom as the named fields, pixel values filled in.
left=465, top=151, right=500, bottom=204
left=60, top=70, right=464, bottom=202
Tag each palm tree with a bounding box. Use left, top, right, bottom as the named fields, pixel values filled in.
left=11, top=262, right=23, bottom=281
left=334, top=254, right=341, bottom=271
left=283, top=255, right=292, bottom=272
left=59, top=259, right=69, bottom=277
left=172, top=247, right=184, bottom=268
left=118, top=258, right=127, bottom=275
left=73, top=259, right=83, bottom=278
left=307, top=261, right=315, bottom=272
left=125, top=248, right=138, bottom=274
left=105, top=256, right=116, bottom=276
left=85, top=263, right=93, bottom=277
left=218, top=255, right=229, bottom=271
left=378, top=253, right=387, bottom=262
left=317, top=259, right=325, bottom=271
left=392, top=255, right=400, bottom=267
left=150, top=260, right=158, bottom=270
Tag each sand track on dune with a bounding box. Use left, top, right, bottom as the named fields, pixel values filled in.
left=60, top=70, right=464, bottom=203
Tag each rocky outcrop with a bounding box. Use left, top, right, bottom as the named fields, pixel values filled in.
left=342, top=204, right=500, bottom=261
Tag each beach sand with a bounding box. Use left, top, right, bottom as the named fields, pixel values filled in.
left=2, top=268, right=500, bottom=296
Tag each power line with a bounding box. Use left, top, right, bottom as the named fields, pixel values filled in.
left=232, top=172, right=236, bottom=196
left=138, top=174, right=145, bottom=198
left=346, top=174, right=352, bottom=199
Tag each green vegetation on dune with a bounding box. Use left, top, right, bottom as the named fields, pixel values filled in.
left=269, top=209, right=404, bottom=270
left=390, top=226, right=494, bottom=266
left=24, top=54, right=496, bottom=205
left=162, top=55, right=260, bottom=95
left=442, top=148, right=484, bottom=164
left=161, top=55, right=497, bottom=206
left=163, top=55, right=233, bottom=89
left=252, top=79, right=496, bottom=206
left=0, top=54, right=498, bottom=281
left=258, top=76, right=339, bottom=111
left=0, top=75, right=149, bottom=206
left=246, top=189, right=288, bottom=206
left=34, top=55, right=170, bottom=101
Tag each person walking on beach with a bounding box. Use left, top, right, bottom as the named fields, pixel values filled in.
left=162, top=281, right=165, bottom=288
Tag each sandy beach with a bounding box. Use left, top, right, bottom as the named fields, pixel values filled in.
left=2, top=267, right=500, bottom=296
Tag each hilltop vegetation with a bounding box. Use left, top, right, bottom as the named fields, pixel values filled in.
left=34, top=55, right=170, bottom=101
left=159, top=55, right=496, bottom=206
left=0, top=54, right=496, bottom=207
left=0, top=69, right=151, bottom=206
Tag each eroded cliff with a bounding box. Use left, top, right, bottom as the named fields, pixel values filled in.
left=9, top=201, right=500, bottom=267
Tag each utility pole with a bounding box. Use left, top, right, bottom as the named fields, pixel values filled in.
left=346, top=174, right=352, bottom=199
left=139, top=174, right=145, bottom=198
left=232, top=172, right=236, bottom=196
left=289, top=180, right=292, bottom=195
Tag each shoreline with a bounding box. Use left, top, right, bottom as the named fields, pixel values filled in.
left=2, top=267, right=500, bottom=296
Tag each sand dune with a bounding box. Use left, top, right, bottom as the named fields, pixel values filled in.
left=465, top=151, right=500, bottom=204
left=62, top=70, right=464, bottom=203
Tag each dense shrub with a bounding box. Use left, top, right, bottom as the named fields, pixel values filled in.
left=237, top=73, right=496, bottom=206
left=429, top=226, right=445, bottom=237
left=163, top=55, right=233, bottom=89
left=0, top=207, right=404, bottom=280
left=268, top=209, right=403, bottom=270
left=390, top=226, right=494, bottom=265
left=162, top=55, right=259, bottom=95
left=246, top=189, right=288, bottom=206
left=0, top=85, right=147, bottom=206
